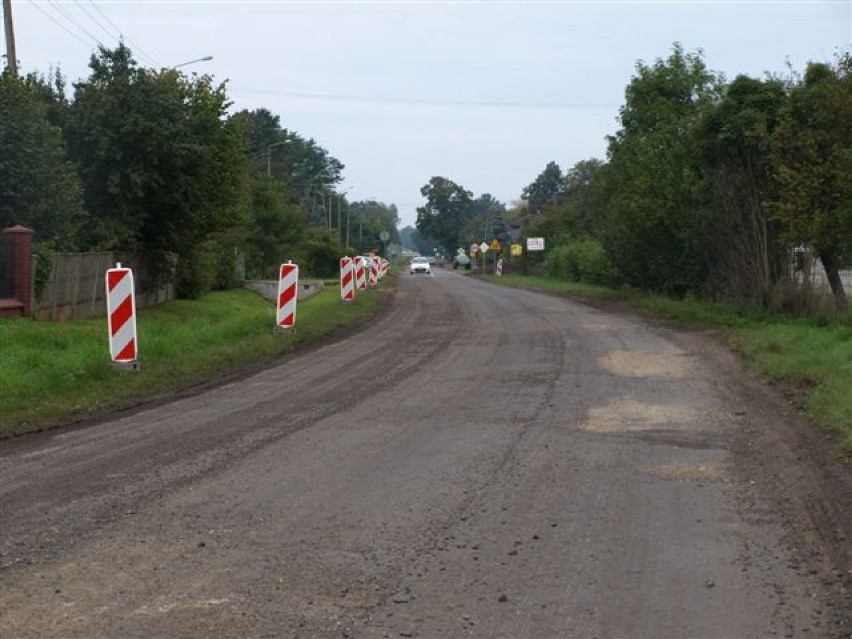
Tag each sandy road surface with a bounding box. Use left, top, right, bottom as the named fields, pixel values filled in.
left=1, top=269, right=850, bottom=638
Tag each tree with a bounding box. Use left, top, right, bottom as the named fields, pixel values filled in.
left=521, top=159, right=609, bottom=249
left=65, top=44, right=247, bottom=292
left=602, top=44, right=722, bottom=295
left=771, top=57, right=852, bottom=309
left=347, top=200, right=400, bottom=254
left=694, top=74, right=787, bottom=302
left=416, top=176, right=473, bottom=254
left=465, top=193, right=507, bottom=242
left=242, top=177, right=309, bottom=279
left=0, top=72, right=84, bottom=248
left=522, top=161, right=563, bottom=216
left=231, top=108, right=283, bottom=164
left=400, top=225, right=440, bottom=256
left=562, top=158, right=607, bottom=239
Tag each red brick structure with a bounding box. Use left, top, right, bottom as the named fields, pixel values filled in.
left=0, top=225, right=34, bottom=318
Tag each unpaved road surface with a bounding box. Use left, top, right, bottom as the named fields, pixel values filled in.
left=2, top=270, right=851, bottom=638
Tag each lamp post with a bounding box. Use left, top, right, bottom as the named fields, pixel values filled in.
left=172, top=55, right=213, bottom=69
left=360, top=198, right=375, bottom=253
left=267, top=140, right=291, bottom=177
left=337, top=187, right=353, bottom=247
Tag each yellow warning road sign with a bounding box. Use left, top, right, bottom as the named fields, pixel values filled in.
left=489, top=239, right=501, bottom=251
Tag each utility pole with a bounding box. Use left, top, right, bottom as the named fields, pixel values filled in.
left=3, top=0, right=18, bottom=76
left=337, top=195, right=342, bottom=246
left=359, top=202, right=366, bottom=251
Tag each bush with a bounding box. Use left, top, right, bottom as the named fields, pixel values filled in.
left=212, top=244, right=243, bottom=290
left=548, top=244, right=575, bottom=280
left=175, top=243, right=216, bottom=299
left=291, top=228, right=341, bottom=279
left=32, top=242, right=55, bottom=303
left=548, top=238, right=615, bottom=285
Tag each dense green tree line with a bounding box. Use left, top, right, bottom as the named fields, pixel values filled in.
left=415, top=44, right=851, bottom=312
left=0, top=44, right=399, bottom=297
left=413, top=177, right=507, bottom=257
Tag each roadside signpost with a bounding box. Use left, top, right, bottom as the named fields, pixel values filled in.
left=478, top=242, right=489, bottom=272
left=527, top=237, right=545, bottom=251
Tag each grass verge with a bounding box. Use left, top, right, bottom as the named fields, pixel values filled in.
left=0, top=285, right=387, bottom=438
left=485, top=273, right=852, bottom=451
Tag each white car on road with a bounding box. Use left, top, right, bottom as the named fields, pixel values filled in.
left=409, top=256, right=431, bottom=275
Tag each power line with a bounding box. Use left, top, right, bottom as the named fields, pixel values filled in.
left=32, top=0, right=161, bottom=67
left=72, top=0, right=117, bottom=43
left=87, top=1, right=160, bottom=67
left=45, top=0, right=104, bottom=47
left=30, top=0, right=93, bottom=49
left=231, top=86, right=618, bottom=111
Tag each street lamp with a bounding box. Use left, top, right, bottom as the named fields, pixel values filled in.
left=172, top=55, right=213, bottom=69
left=336, top=187, right=353, bottom=246
left=360, top=196, right=376, bottom=253
left=267, top=140, right=291, bottom=177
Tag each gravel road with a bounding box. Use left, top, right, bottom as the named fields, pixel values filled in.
left=1, top=269, right=850, bottom=638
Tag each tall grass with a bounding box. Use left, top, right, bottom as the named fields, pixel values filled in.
left=0, top=286, right=385, bottom=437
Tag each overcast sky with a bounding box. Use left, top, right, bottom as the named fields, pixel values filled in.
left=6, top=1, right=851, bottom=227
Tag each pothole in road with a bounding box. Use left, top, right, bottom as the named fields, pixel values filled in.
left=641, top=460, right=729, bottom=482
left=579, top=322, right=618, bottom=332
left=580, top=397, right=699, bottom=433
left=598, top=350, right=693, bottom=378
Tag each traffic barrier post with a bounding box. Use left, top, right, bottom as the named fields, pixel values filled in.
left=276, top=262, right=299, bottom=333
left=369, top=259, right=378, bottom=288
left=340, top=257, right=355, bottom=302
left=354, top=256, right=367, bottom=291
left=105, top=262, right=140, bottom=370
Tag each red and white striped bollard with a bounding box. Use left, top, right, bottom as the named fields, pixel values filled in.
left=354, top=256, right=367, bottom=291
left=276, top=262, right=299, bottom=333
left=105, top=262, right=139, bottom=368
left=340, top=256, right=355, bottom=302
left=369, top=258, right=378, bottom=288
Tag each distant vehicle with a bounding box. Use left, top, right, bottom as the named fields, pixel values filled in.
left=409, top=256, right=432, bottom=275
left=453, top=252, right=472, bottom=270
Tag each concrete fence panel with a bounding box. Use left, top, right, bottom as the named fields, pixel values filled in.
left=35, top=252, right=174, bottom=322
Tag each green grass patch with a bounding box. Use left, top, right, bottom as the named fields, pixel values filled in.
left=731, top=322, right=852, bottom=448
left=488, top=274, right=750, bottom=326
left=0, top=285, right=386, bottom=437
left=490, top=274, right=624, bottom=300
left=485, top=273, right=852, bottom=451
